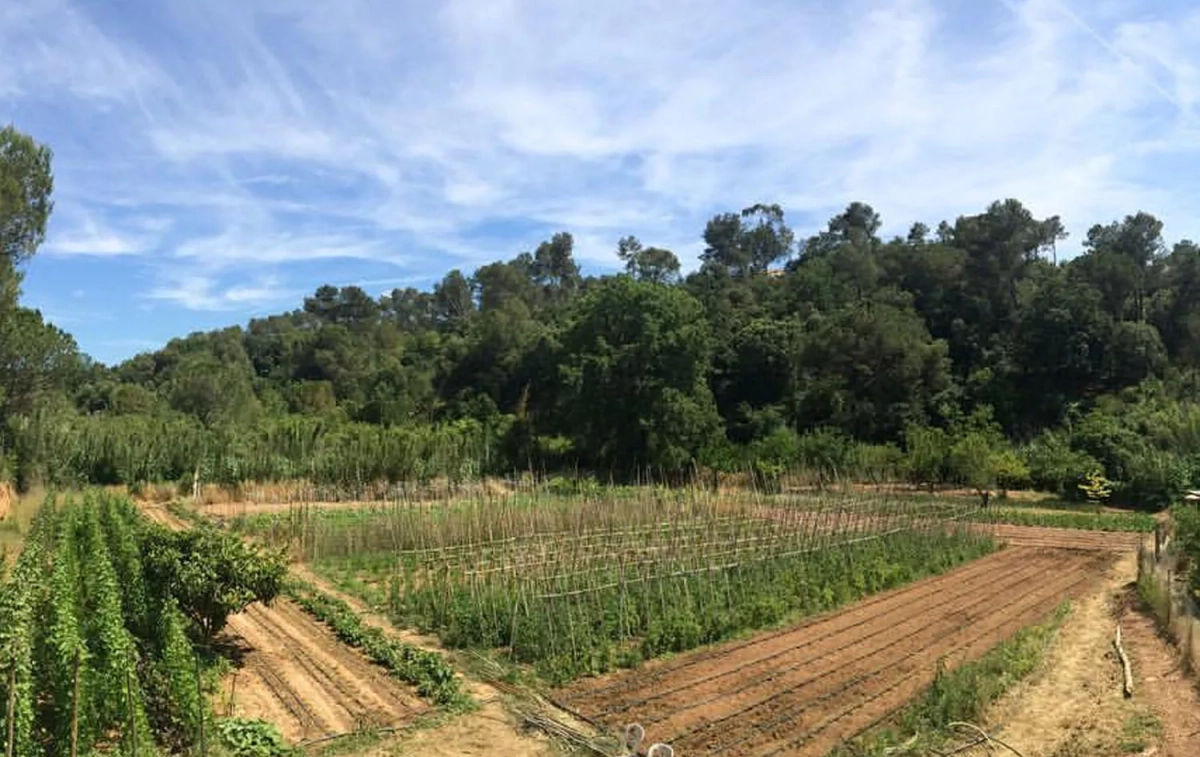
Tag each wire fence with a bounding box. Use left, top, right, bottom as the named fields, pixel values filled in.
left=1137, top=522, right=1200, bottom=676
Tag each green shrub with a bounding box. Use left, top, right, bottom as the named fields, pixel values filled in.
left=287, top=582, right=472, bottom=710
left=217, top=718, right=295, bottom=757
left=904, top=424, right=950, bottom=487
left=1022, top=432, right=1102, bottom=499
left=1112, top=449, right=1189, bottom=510
left=1173, top=504, right=1200, bottom=598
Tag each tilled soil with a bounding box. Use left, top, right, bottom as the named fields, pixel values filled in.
left=140, top=503, right=427, bottom=743
left=985, top=523, right=1145, bottom=551
left=221, top=599, right=427, bottom=742
left=557, top=546, right=1115, bottom=757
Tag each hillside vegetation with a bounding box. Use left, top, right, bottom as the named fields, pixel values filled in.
left=4, top=126, right=1200, bottom=507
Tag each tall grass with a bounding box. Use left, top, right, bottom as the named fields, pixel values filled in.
left=31, top=414, right=500, bottom=489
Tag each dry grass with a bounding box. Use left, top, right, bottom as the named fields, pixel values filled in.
left=0, top=481, right=13, bottom=521
left=0, top=484, right=49, bottom=565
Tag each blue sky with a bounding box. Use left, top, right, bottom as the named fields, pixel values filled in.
left=3, top=0, right=1200, bottom=365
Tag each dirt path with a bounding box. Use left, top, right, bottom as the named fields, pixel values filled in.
left=984, top=553, right=1146, bottom=755
left=984, top=553, right=1200, bottom=757
left=557, top=547, right=1114, bottom=757
left=1117, top=591, right=1200, bottom=756
left=140, top=502, right=190, bottom=530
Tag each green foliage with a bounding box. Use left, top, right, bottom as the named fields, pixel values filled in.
left=838, top=604, right=1068, bottom=756
left=1119, top=713, right=1163, bottom=754
left=142, top=523, right=287, bottom=640
left=1023, top=431, right=1102, bottom=499
left=905, top=605, right=1067, bottom=731
left=973, top=507, right=1155, bottom=532
left=286, top=492, right=996, bottom=684
left=792, top=297, right=950, bottom=441
left=0, top=491, right=268, bottom=756
left=217, top=718, right=296, bottom=757
left=904, top=424, right=951, bottom=486
left=9, top=119, right=1200, bottom=503
left=1172, top=504, right=1200, bottom=599
left=288, top=582, right=472, bottom=710
left=0, top=125, right=54, bottom=266
left=558, top=277, right=723, bottom=474
left=145, top=601, right=208, bottom=752
left=1114, top=447, right=1189, bottom=510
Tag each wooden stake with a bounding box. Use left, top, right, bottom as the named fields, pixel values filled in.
left=1115, top=623, right=1134, bottom=698
left=126, top=666, right=137, bottom=757
left=7, top=665, right=16, bottom=757
left=1167, top=570, right=1174, bottom=627
left=70, top=650, right=80, bottom=757
left=1186, top=610, right=1197, bottom=677
left=195, top=649, right=207, bottom=757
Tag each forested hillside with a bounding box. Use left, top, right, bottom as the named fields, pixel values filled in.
left=5, top=125, right=1200, bottom=506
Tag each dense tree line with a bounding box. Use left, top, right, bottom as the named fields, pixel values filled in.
left=5, top=125, right=1200, bottom=506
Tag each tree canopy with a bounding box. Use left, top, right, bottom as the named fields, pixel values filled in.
left=7, top=123, right=1200, bottom=505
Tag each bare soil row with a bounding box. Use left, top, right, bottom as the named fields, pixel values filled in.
left=558, top=544, right=1114, bottom=757
left=984, top=523, right=1145, bottom=551
left=221, top=600, right=426, bottom=741
left=140, top=501, right=427, bottom=743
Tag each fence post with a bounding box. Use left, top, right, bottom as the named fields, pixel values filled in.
left=1167, top=569, right=1174, bottom=629
left=1187, top=598, right=1197, bottom=676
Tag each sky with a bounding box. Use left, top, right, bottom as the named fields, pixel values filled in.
left=3, top=0, right=1200, bottom=365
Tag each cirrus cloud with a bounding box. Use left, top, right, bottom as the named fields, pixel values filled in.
left=3, top=0, right=1200, bottom=363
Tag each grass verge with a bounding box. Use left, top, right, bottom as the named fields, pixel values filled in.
left=833, top=603, right=1071, bottom=756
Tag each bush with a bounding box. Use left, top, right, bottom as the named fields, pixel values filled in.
left=746, top=427, right=802, bottom=491
left=217, top=718, right=295, bottom=757
left=1111, top=449, right=1189, bottom=510
left=1022, top=432, right=1102, bottom=499
left=853, top=443, right=904, bottom=484
left=795, top=428, right=859, bottom=480
left=1172, top=504, right=1200, bottom=598
left=543, top=474, right=602, bottom=497
left=904, top=424, right=950, bottom=487
left=947, top=432, right=1028, bottom=502
left=142, top=524, right=287, bottom=640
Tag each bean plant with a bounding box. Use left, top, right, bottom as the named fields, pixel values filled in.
left=261, top=487, right=996, bottom=683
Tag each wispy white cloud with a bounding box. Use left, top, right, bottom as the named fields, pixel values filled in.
left=46, top=216, right=147, bottom=257
left=4, top=0, right=1200, bottom=360
left=146, top=272, right=295, bottom=312
left=0, top=0, right=161, bottom=104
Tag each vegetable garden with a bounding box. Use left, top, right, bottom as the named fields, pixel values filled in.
left=237, top=489, right=996, bottom=682
left=0, top=491, right=282, bottom=756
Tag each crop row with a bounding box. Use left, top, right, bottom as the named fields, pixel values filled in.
left=0, top=493, right=204, bottom=756
left=240, top=488, right=970, bottom=567
left=286, top=580, right=472, bottom=711
left=970, top=507, right=1156, bottom=532
left=292, top=490, right=993, bottom=683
